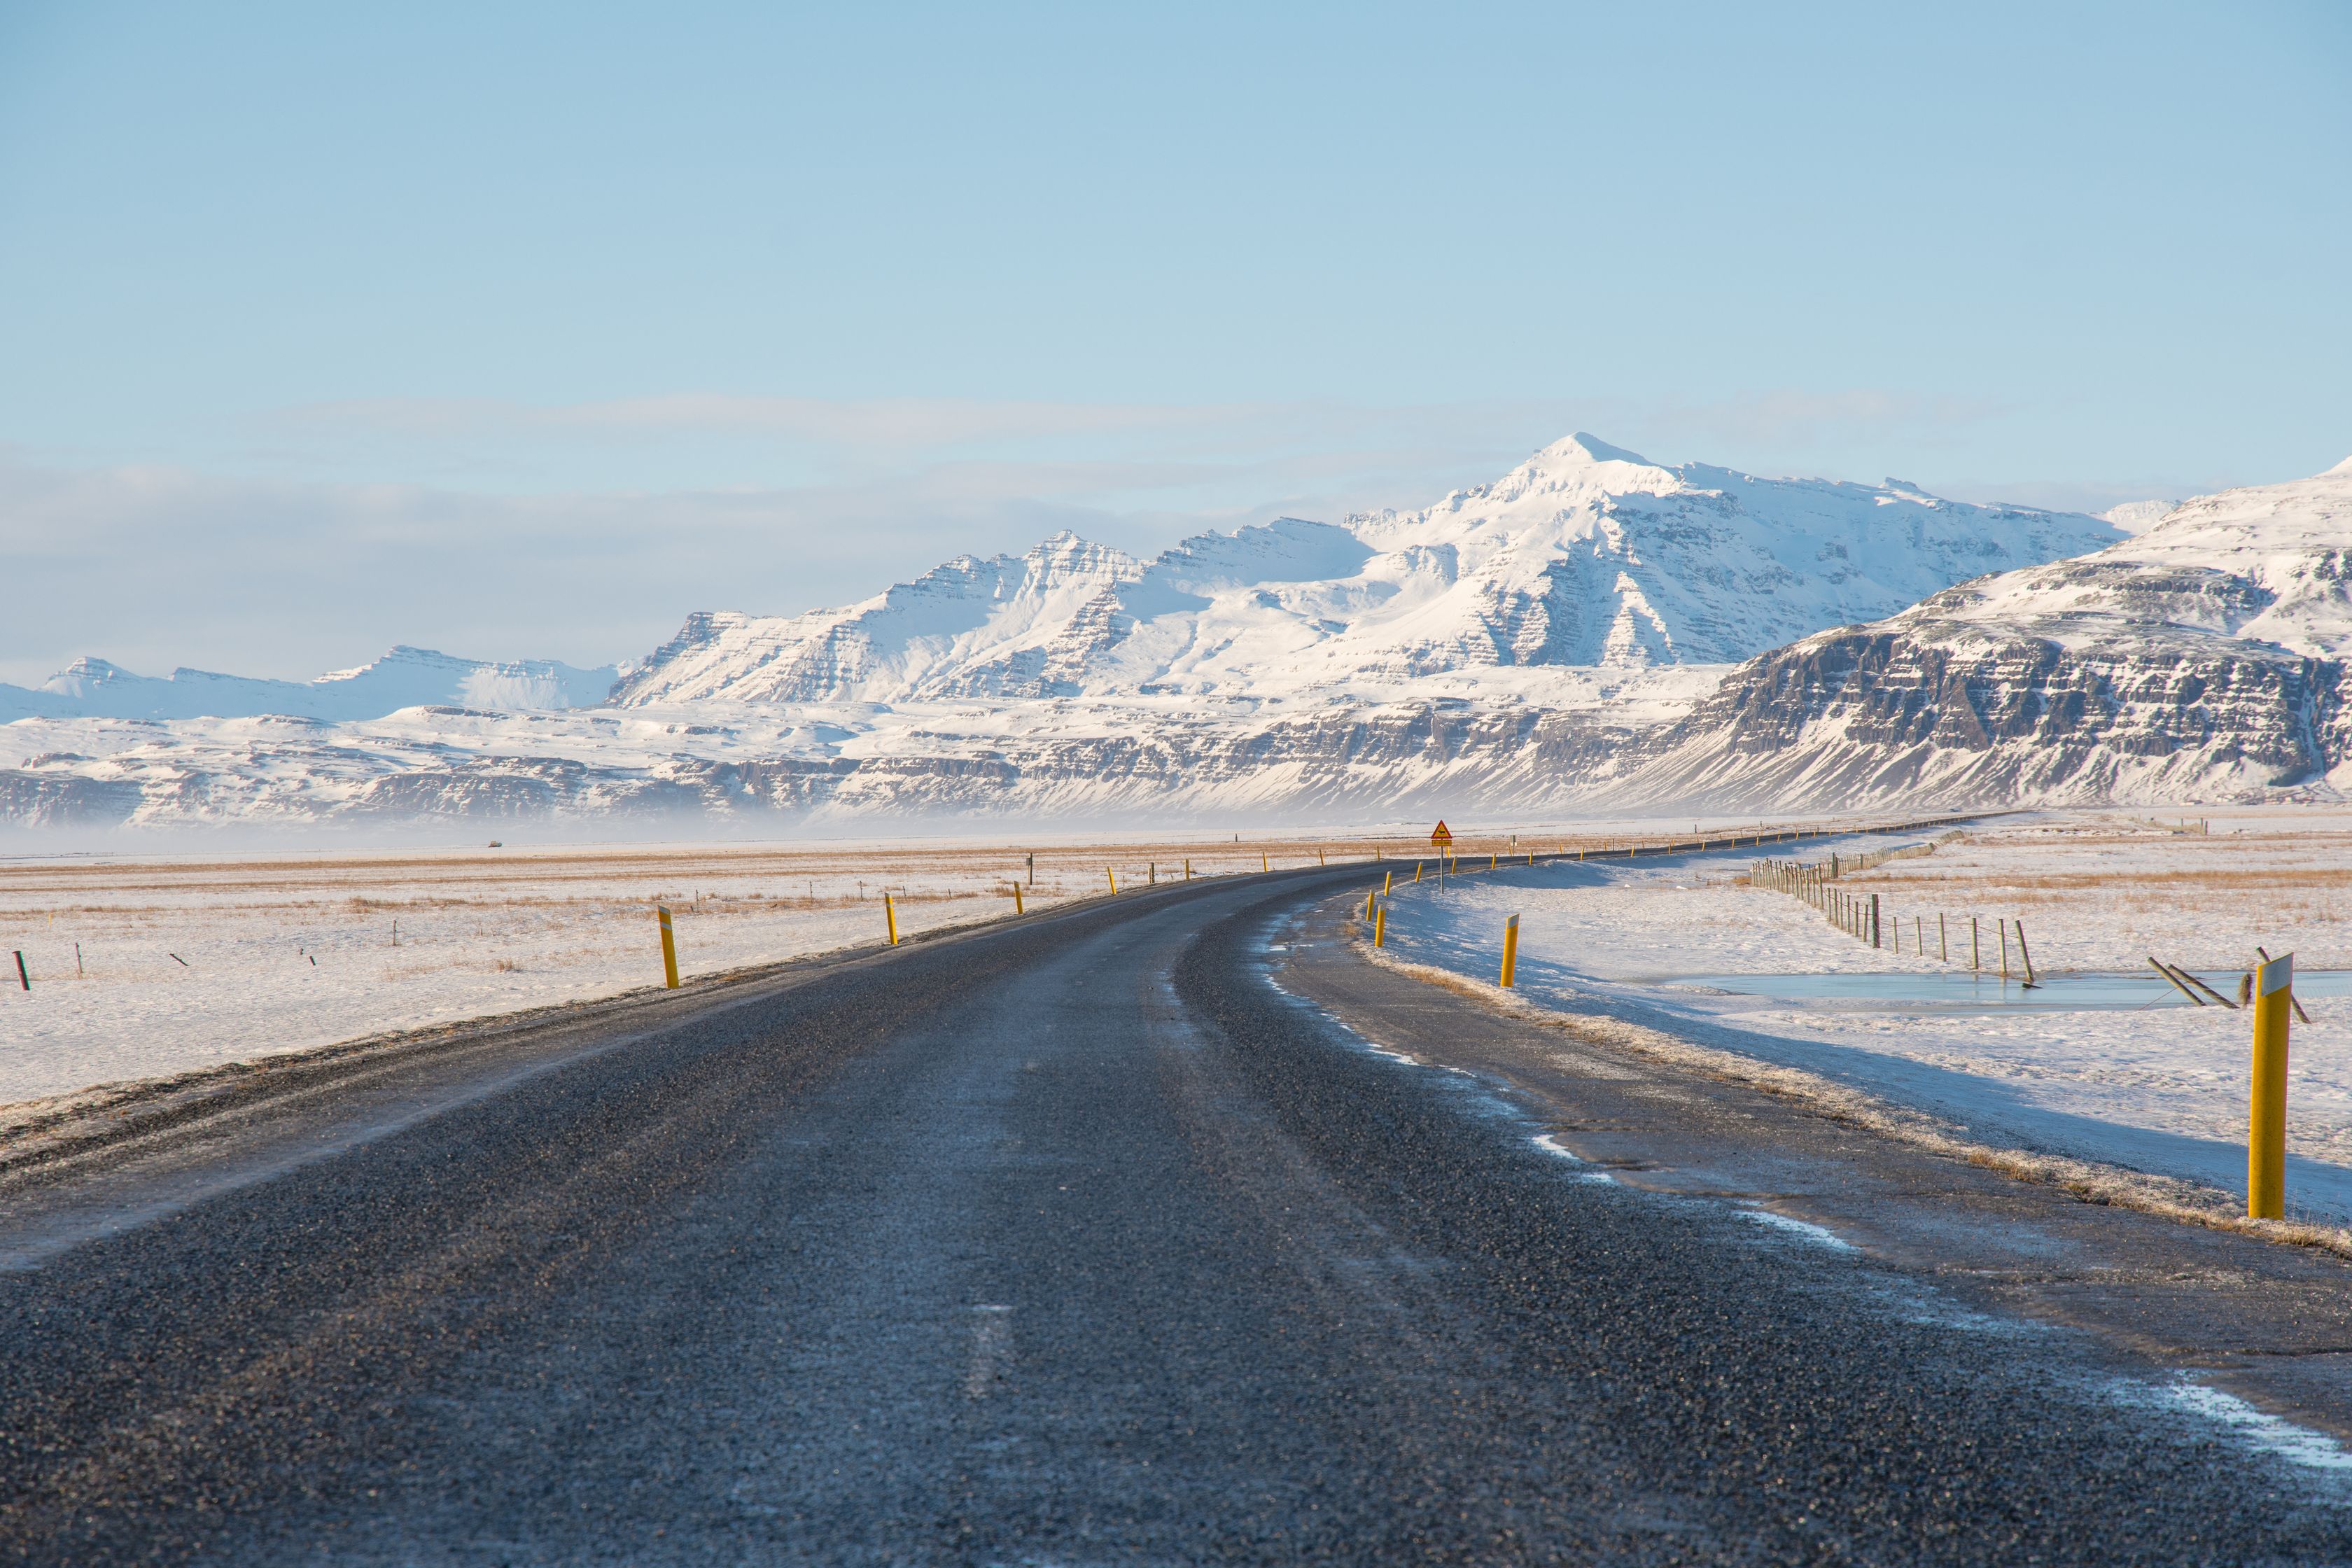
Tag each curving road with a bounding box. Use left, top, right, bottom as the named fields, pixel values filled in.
left=2, top=866, right=2350, bottom=1563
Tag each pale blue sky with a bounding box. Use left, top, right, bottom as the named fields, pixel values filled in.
left=1, top=1, right=2348, bottom=680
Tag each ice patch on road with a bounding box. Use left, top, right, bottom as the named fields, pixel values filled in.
left=1323, top=1014, right=1424, bottom=1068
left=1739, top=1206, right=1856, bottom=1252
left=1294, top=995, right=1427, bottom=1068
left=1277, top=935, right=1639, bottom=1175
left=1529, top=1133, right=1618, bottom=1182
left=2128, top=1376, right=2352, bottom=1474
left=1864, top=1283, right=2044, bottom=1338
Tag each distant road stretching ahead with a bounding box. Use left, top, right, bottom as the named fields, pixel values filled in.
left=4, top=864, right=2351, bottom=1563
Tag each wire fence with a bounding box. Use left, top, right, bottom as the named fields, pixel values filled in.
left=1750, top=833, right=2042, bottom=984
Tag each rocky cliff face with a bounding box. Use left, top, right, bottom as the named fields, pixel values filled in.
left=1614, top=457, right=2352, bottom=809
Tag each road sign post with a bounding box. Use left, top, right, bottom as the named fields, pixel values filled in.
left=2250, top=953, right=2294, bottom=1219
left=656, top=906, right=680, bottom=988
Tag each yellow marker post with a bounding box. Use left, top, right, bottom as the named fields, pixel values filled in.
left=1373, top=902, right=1387, bottom=947
left=2250, top=953, right=2295, bottom=1219
left=885, top=892, right=899, bottom=946
left=1184, top=859, right=1193, bottom=880
left=1107, top=867, right=1119, bottom=894
left=1365, top=891, right=1376, bottom=920
left=1383, top=871, right=1393, bottom=895
left=1500, top=913, right=1520, bottom=988
left=1012, top=884, right=1024, bottom=916
left=1261, top=850, right=1270, bottom=872
left=656, top=905, right=680, bottom=989
left=1414, top=862, right=1422, bottom=883
left=1489, top=853, right=1497, bottom=870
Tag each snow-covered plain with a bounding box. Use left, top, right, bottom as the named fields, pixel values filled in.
left=1380, top=808, right=2352, bottom=1224
left=0, top=832, right=1371, bottom=1107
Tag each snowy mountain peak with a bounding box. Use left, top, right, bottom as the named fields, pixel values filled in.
left=2326, top=452, right=2352, bottom=477
left=1546, top=431, right=1660, bottom=468
left=1471, top=433, right=1683, bottom=511
left=40, top=657, right=134, bottom=694
left=1021, top=530, right=1139, bottom=582
left=613, top=434, right=2123, bottom=706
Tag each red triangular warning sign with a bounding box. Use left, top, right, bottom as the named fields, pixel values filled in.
left=1430, top=820, right=1454, bottom=846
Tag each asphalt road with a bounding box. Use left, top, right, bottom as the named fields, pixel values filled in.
left=2, top=867, right=2350, bottom=1564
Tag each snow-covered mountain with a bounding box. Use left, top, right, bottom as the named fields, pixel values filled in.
left=614, top=435, right=2119, bottom=706
left=0, top=646, right=619, bottom=724
left=1618, top=455, right=2352, bottom=808
left=5, top=432, right=2204, bottom=829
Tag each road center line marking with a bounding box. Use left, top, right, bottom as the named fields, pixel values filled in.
left=966, top=1303, right=1013, bottom=1399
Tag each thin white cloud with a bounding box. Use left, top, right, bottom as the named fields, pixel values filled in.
left=275, top=393, right=1261, bottom=448
left=272, top=388, right=2039, bottom=498
left=1646, top=388, right=2014, bottom=468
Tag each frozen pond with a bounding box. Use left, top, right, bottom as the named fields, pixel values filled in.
left=1665, top=969, right=2351, bottom=1013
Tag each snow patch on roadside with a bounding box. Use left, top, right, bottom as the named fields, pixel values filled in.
left=1368, top=815, right=2352, bottom=1230
left=1354, top=936, right=2352, bottom=1261
left=2129, top=1377, right=2352, bottom=1474
left=1740, top=1208, right=1857, bottom=1251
